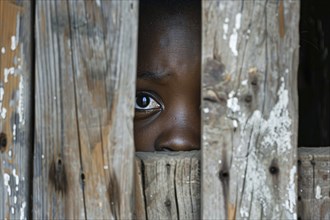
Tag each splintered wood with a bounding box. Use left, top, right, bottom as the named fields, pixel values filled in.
left=33, top=0, right=138, bottom=219
left=0, top=1, right=32, bottom=219
left=201, top=1, right=300, bottom=219
left=135, top=151, right=200, bottom=220
left=298, top=147, right=330, bottom=219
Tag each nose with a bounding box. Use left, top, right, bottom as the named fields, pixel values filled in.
left=154, top=110, right=200, bottom=151
left=155, top=128, right=200, bottom=151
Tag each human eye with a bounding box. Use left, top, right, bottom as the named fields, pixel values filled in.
left=135, top=92, right=162, bottom=112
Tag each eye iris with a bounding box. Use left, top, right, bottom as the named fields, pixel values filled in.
left=137, top=95, right=150, bottom=108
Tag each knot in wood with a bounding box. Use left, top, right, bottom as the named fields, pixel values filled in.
left=0, top=132, right=7, bottom=152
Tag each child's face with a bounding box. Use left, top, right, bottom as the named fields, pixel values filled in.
left=135, top=9, right=201, bottom=151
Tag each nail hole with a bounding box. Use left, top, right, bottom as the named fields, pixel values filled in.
left=58, top=159, right=62, bottom=165
left=81, top=173, right=85, bottom=181
left=166, top=163, right=171, bottom=168
left=244, top=95, right=252, bottom=103
left=0, top=132, right=7, bottom=152
left=298, top=160, right=301, bottom=166
left=269, top=166, right=279, bottom=175
left=164, top=199, right=171, bottom=207
left=219, top=170, right=229, bottom=181
left=298, top=195, right=302, bottom=201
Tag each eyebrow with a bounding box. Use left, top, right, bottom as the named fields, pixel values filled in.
left=137, top=70, right=170, bottom=81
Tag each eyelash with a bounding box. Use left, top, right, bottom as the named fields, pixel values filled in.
left=135, top=92, right=162, bottom=112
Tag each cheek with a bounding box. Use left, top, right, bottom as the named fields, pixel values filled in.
left=134, top=120, right=159, bottom=151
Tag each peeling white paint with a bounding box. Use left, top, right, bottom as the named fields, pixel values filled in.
left=103, top=165, right=108, bottom=170
left=1, top=107, right=7, bottom=119
left=8, top=150, right=12, bottom=157
left=284, top=166, right=296, bottom=214
left=4, top=173, right=11, bottom=196
left=13, top=124, right=16, bottom=141
left=20, top=201, right=26, bottom=220
left=11, top=207, right=15, bottom=214
left=315, top=185, right=322, bottom=199
left=41, top=154, right=44, bottom=159
left=0, top=87, right=4, bottom=101
left=203, top=108, right=210, bottom=113
left=241, top=80, right=248, bottom=85
left=96, top=0, right=101, bottom=7
left=14, top=196, right=17, bottom=204
left=13, top=169, right=19, bottom=185
left=18, top=76, right=25, bottom=124
left=4, top=67, right=15, bottom=83
left=227, top=96, right=240, bottom=112
left=223, top=23, right=228, bottom=40
left=229, top=32, right=238, bottom=56
left=11, top=36, right=17, bottom=51
left=233, top=119, right=238, bottom=128
left=228, top=13, right=241, bottom=57
left=1, top=47, right=5, bottom=54
left=235, top=13, right=242, bottom=30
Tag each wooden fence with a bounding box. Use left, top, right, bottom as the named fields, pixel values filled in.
left=0, top=0, right=329, bottom=219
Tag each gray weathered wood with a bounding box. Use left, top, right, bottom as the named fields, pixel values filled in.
left=0, top=1, right=32, bottom=219
left=298, top=147, right=330, bottom=220
left=33, top=0, right=138, bottom=219
left=135, top=151, right=200, bottom=220
left=201, top=1, right=300, bottom=219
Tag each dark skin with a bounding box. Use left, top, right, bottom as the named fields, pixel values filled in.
left=134, top=5, right=201, bottom=151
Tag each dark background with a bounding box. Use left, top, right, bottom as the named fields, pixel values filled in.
left=298, top=0, right=330, bottom=147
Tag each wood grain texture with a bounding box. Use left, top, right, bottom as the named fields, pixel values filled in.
left=0, top=1, right=32, bottom=219
left=33, top=0, right=138, bottom=219
left=298, top=147, right=330, bottom=220
left=201, top=1, right=300, bottom=219
left=135, top=151, right=200, bottom=220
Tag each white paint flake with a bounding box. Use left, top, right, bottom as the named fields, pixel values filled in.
left=284, top=166, right=296, bottom=214
left=229, top=32, right=238, bottom=56
left=315, top=185, right=322, bottom=199
left=20, top=201, right=26, bottom=220
left=1, top=47, right=5, bottom=54
left=223, top=23, right=229, bottom=40
left=233, top=119, right=238, bottom=128
left=229, top=13, right=242, bottom=57
left=241, top=80, right=248, bottom=85
left=0, top=87, right=4, bottom=101
left=235, top=13, right=242, bottom=30
left=13, top=169, right=19, bottom=185
left=18, top=76, right=25, bottom=124
left=13, top=124, right=16, bottom=141
left=4, top=67, right=15, bottom=83
left=14, top=196, right=17, bottom=204
left=11, top=207, right=15, bottom=214
left=203, top=108, right=210, bottom=113
left=1, top=107, right=7, bottom=119
left=227, top=96, right=240, bottom=112
left=96, top=0, right=101, bottom=7
left=8, top=150, right=12, bottom=157
left=11, top=36, right=17, bottom=51
left=4, top=173, right=11, bottom=196
left=103, top=165, right=108, bottom=170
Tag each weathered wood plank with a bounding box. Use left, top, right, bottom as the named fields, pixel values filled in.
left=0, top=0, right=32, bottom=219
left=298, top=147, right=330, bottom=220
left=33, top=0, right=138, bottom=219
left=135, top=151, right=200, bottom=220
left=201, top=1, right=300, bottom=219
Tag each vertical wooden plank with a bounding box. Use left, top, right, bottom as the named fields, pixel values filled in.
left=68, top=0, right=138, bottom=218
left=201, top=1, right=300, bottom=219
left=0, top=1, right=32, bottom=219
left=298, top=147, right=330, bottom=220
left=33, top=0, right=138, bottom=219
left=135, top=152, right=200, bottom=220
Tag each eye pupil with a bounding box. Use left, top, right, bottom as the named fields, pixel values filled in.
left=136, top=95, right=150, bottom=108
